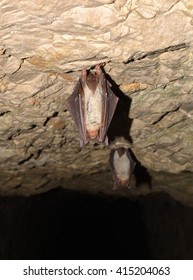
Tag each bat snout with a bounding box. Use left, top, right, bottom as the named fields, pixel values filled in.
left=112, top=179, right=130, bottom=190
left=87, top=129, right=99, bottom=139
left=118, top=179, right=130, bottom=187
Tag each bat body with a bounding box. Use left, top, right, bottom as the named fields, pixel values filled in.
left=110, top=148, right=136, bottom=190
left=66, top=65, right=119, bottom=147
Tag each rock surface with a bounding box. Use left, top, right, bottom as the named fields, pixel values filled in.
left=0, top=0, right=193, bottom=197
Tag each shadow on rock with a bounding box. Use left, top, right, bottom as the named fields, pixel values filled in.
left=105, top=73, right=133, bottom=144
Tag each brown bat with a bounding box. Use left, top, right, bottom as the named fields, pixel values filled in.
left=66, top=65, right=119, bottom=147
left=110, top=148, right=136, bottom=190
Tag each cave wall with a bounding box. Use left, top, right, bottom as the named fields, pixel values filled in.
left=0, top=0, right=193, bottom=195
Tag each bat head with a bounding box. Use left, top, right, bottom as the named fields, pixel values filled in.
left=113, top=178, right=131, bottom=190
left=87, top=130, right=98, bottom=139
left=116, top=147, right=127, bottom=157
left=81, top=65, right=104, bottom=94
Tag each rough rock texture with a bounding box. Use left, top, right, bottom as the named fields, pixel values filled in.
left=0, top=0, right=193, bottom=198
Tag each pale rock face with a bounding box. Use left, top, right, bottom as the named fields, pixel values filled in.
left=0, top=0, right=193, bottom=196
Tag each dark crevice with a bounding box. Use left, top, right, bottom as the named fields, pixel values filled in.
left=7, top=129, right=21, bottom=140
left=124, top=43, right=189, bottom=64
left=13, top=184, right=22, bottom=189
left=33, top=149, right=42, bottom=159
left=152, top=111, right=172, bottom=125
left=35, top=180, right=51, bottom=190
left=152, top=105, right=181, bottom=125
left=0, top=111, right=11, bottom=117
left=7, top=135, right=13, bottom=140
left=18, top=154, right=34, bottom=165
left=27, top=124, right=37, bottom=130
left=43, top=112, right=58, bottom=126
left=7, top=125, right=36, bottom=140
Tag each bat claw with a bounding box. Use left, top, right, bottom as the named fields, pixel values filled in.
left=104, top=136, right=109, bottom=146
left=112, top=183, right=118, bottom=190
left=80, top=139, right=84, bottom=148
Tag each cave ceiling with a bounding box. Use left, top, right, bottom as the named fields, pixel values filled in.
left=0, top=0, right=193, bottom=202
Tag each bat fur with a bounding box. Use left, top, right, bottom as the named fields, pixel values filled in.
left=110, top=148, right=136, bottom=190
left=66, top=65, right=119, bottom=147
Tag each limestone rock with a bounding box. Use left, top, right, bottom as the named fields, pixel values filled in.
left=0, top=0, right=193, bottom=197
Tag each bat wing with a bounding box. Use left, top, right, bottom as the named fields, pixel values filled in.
left=66, top=67, right=118, bottom=146
left=106, top=83, right=119, bottom=128
left=99, top=82, right=119, bottom=143
left=109, top=149, right=120, bottom=189
left=126, top=149, right=136, bottom=173
left=66, top=80, right=87, bottom=146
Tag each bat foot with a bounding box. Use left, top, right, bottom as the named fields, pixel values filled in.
left=80, top=138, right=89, bottom=147
left=104, top=136, right=109, bottom=146
left=80, top=139, right=85, bottom=148
left=112, top=183, right=118, bottom=191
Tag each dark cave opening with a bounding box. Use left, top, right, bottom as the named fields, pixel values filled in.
left=0, top=188, right=193, bottom=260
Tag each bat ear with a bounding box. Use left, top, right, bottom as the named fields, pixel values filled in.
left=100, top=62, right=106, bottom=68
left=81, top=69, right=87, bottom=81
left=95, top=64, right=102, bottom=75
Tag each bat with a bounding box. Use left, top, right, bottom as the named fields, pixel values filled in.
left=66, top=64, right=119, bottom=147
left=110, top=148, right=136, bottom=190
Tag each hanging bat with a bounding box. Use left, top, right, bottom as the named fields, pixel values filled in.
left=65, top=64, right=119, bottom=147
left=110, top=148, right=136, bottom=190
